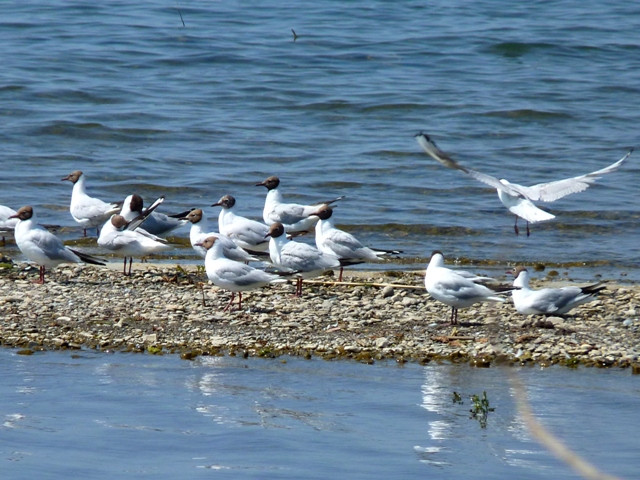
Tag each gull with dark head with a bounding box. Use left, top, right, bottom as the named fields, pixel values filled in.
left=212, top=194, right=270, bottom=254
left=183, top=208, right=257, bottom=263
left=424, top=251, right=511, bottom=325
left=509, top=266, right=605, bottom=316
left=97, top=210, right=169, bottom=276
left=10, top=206, right=105, bottom=283
left=256, top=175, right=344, bottom=234
left=197, top=236, right=286, bottom=312
left=62, top=170, right=120, bottom=237
left=415, top=133, right=633, bottom=236
left=310, top=205, right=401, bottom=281
left=265, top=222, right=340, bottom=296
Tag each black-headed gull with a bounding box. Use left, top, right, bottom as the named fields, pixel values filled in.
left=10, top=206, right=105, bottom=283
left=183, top=209, right=257, bottom=263
left=196, top=236, right=286, bottom=312
left=265, top=222, right=340, bottom=296
left=1, top=205, right=18, bottom=244
left=310, top=205, right=401, bottom=281
left=62, top=170, right=120, bottom=237
left=120, top=194, right=191, bottom=236
left=424, top=251, right=511, bottom=324
left=97, top=214, right=169, bottom=275
left=415, top=133, right=633, bottom=236
left=509, top=266, right=605, bottom=315
left=212, top=194, right=270, bottom=254
left=256, top=175, right=344, bottom=234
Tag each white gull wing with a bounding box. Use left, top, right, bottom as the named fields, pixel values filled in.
left=515, top=149, right=633, bottom=202
left=417, top=132, right=633, bottom=202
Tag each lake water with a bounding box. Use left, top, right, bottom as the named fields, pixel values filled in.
left=1, top=0, right=639, bottom=282
left=1, top=348, right=638, bottom=479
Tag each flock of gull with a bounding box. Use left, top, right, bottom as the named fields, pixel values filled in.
left=0, top=134, right=632, bottom=323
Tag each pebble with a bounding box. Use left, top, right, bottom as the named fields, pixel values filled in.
left=0, top=264, right=638, bottom=368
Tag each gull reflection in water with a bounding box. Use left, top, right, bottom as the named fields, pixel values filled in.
left=414, top=366, right=457, bottom=466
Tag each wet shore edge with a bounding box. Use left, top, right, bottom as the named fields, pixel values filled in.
left=1, top=262, right=639, bottom=371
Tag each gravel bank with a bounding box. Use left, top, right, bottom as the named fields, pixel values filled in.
left=1, top=262, right=639, bottom=369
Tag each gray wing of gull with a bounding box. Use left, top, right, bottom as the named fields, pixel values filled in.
left=527, top=287, right=583, bottom=313
left=321, top=229, right=377, bottom=261
left=223, top=217, right=269, bottom=246
left=217, top=263, right=276, bottom=286
left=416, top=133, right=523, bottom=196
left=29, top=228, right=80, bottom=262
left=280, top=242, right=338, bottom=271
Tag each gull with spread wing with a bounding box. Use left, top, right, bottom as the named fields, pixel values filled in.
left=416, top=133, right=633, bottom=236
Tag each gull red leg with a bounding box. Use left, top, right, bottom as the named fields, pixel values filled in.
left=338, top=266, right=344, bottom=282
left=36, top=266, right=46, bottom=284
left=223, top=292, right=236, bottom=312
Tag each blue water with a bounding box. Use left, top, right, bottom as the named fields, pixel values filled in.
left=1, top=349, right=638, bottom=479
left=0, top=0, right=639, bottom=281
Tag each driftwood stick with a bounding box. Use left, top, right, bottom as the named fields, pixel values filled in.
left=304, top=279, right=424, bottom=290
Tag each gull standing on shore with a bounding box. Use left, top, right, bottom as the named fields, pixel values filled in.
left=212, top=194, right=270, bottom=254
left=509, top=266, right=605, bottom=315
left=256, top=175, right=344, bottom=234
left=183, top=208, right=257, bottom=262
left=424, top=251, right=511, bottom=325
left=266, top=222, right=340, bottom=296
left=311, top=205, right=401, bottom=281
left=62, top=170, right=120, bottom=237
left=10, top=206, right=105, bottom=283
left=415, top=133, right=633, bottom=236
left=97, top=212, right=169, bottom=276
left=197, top=236, right=285, bottom=312
left=120, top=194, right=191, bottom=236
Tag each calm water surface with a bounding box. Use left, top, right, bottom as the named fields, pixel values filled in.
left=1, top=349, right=639, bottom=479
left=1, top=0, right=639, bottom=281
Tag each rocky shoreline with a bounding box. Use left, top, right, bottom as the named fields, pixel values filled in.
left=1, top=261, right=639, bottom=370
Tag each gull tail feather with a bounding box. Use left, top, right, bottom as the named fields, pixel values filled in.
left=69, top=249, right=106, bottom=266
